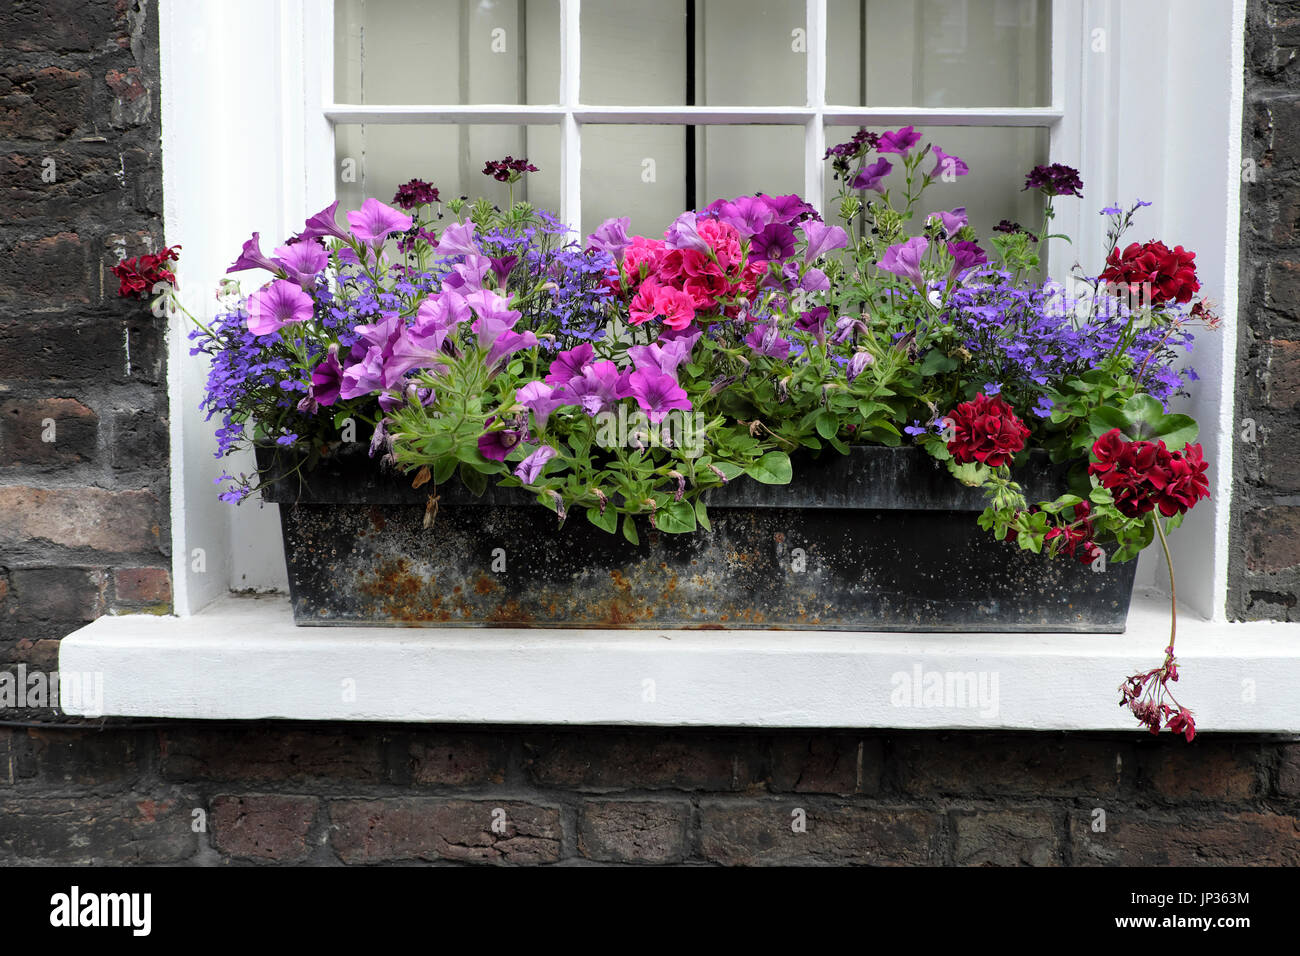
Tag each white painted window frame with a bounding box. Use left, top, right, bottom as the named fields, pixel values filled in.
left=156, top=0, right=1247, bottom=634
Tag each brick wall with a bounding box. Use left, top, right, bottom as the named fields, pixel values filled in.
left=1, top=1, right=1297, bottom=867
left=2, top=726, right=1298, bottom=865
left=1232, top=0, right=1300, bottom=619
left=0, top=0, right=172, bottom=685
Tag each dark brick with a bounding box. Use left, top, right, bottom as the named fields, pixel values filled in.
left=768, top=734, right=880, bottom=795
left=0, top=232, right=93, bottom=303
left=894, top=734, right=1127, bottom=798
left=408, top=733, right=508, bottom=787
left=953, top=811, right=1061, bottom=866
left=211, top=794, right=318, bottom=862
left=0, top=792, right=198, bottom=864
left=0, top=566, right=104, bottom=638
left=1, top=0, right=114, bottom=53
left=578, top=800, right=689, bottom=864
left=0, top=312, right=165, bottom=383
left=1135, top=740, right=1261, bottom=802
left=0, top=486, right=162, bottom=555
left=1258, top=424, right=1300, bottom=490
left=1265, top=338, right=1300, bottom=408
left=698, top=801, right=943, bottom=866
left=160, top=728, right=389, bottom=784
left=105, top=66, right=151, bottom=127
left=0, top=397, right=98, bottom=466
left=329, top=799, right=561, bottom=864
left=1070, top=811, right=1300, bottom=866
left=1243, top=506, right=1300, bottom=571
left=0, top=66, right=90, bottom=141
left=106, top=406, right=169, bottom=473
left=524, top=732, right=763, bottom=792
left=112, top=566, right=170, bottom=605
left=1278, top=743, right=1300, bottom=796
left=0, top=727, right=148, bottom=787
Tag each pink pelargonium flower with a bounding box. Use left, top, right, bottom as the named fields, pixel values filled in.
left=247, top=279, right=314, bottom=336
left=653, top=286, right=697, bottom=331
left=346, top=198, right=413, bottom=248
left=877, top=236, right=930, bottom=288
left=627, top=368, right=693, bottom=424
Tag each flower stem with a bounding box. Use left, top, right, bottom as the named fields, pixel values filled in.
left=1153, top=515, right=1177, bottom=655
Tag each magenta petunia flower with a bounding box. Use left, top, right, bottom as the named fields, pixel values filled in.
left=712, top=196, right=774, bottom=238
left=413, top=292, right=470, bottom=337
left=477, top=417, right=525, bottom=461
left=514, top=444, right=557, bottom=484
left=346, top=198, right=413, bottom=249
left=568, top=360, right=631, bottom=416
left=744, top=323, right=791, bottom=360
left=851, top=157, right=893, bottom=194
left=383, top=325, right=451, bottom=388
left=627, top=336, right=695, bottom=381
left=310, top=345, right=344, bottom=407
left=877, top=125, right=922, bottom=155
left=227, top=232, right=280, bottom=275
left=628, top=368, right=692, bottom=424
left=545, top=343, right=595, bottom=387
left=338, top=346, right=387, bottom=400
left=247, top=279, right=314, bottom=336
left=947, top=239, right=989, bottom=279
left=930, top=146, right=969, bottom=179
left=877, top=237, right=930, bottom=287
left=273, top=241, right=329, bottom=291
left=298, top=201, right=351, bottom=243
left=485, top=329, right=538, bottom=369
left=758, top=193, right=817, bottom=224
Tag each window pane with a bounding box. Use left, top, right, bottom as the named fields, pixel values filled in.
left=582, top=124, right=803, bottom=238
left=582, top=0, right=807, bottom=107
left=334, top=0, right=561, bottom=105
left=821, top=125, right=1048, bottom=241
left=827, top=0, right=1051, bottom=107
left=335, top=124, right=560, bottom=215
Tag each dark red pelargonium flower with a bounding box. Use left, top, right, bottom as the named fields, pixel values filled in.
left=482, top=156, right=539, bottom=183
left=1022, top=163, right=1084, bottom=197
left=946, top=393, right=1031, bottom=467
left=392, top=178, right=440, bottom=210
left=1099, top=240, right=1200, bottom=305
left=1088, top=428, right=1210, bottom=519
left=111, top=245, right=181, bottom=300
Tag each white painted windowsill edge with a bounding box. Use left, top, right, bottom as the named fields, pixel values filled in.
left=56, top=591, right=1300, bottom=732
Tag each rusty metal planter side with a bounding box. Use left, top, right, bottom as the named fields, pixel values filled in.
left=256, top=444, right=1137, bottom=632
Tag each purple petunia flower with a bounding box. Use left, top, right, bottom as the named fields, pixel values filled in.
left=627, top=336, right=695, bottom=381
left=310, top=345, right=344, bottom=407
left=947, top=240, right=989, bottom=279
left=627, top=368, right=692, bottom=424
left=346, top=198, right=414, bottom=248
left=545, top=343, right=595, bottom=386
left=478, top=417, right=526, bottom=461
left=587, top=217, right=632, bottom=261
left=745, top=322, right=791, bottom=360
left=517, top=381, right=571, bottom=431
left=936, top=207, right=968, bottom=238
left=227, top=233, right=281, bottom=276
left=338, top=345, right=387, bottom=400
left=802, top=220, right=849, bottom=263
left=665, top=211, right=711, bottom=254
left=247, top=279, right=314, bottom=336
left=846, top=351, right=874, bottom=382
left=437, top=220, right=480, bottom=257
left=298, top=201, right=352, bottom=243
left=273, top=241, right=329, bottom=292
left=877, top=237, right=930, bottom=287
left=851, top=157, right=893, bottom=194
left=514, top=444, right=557, bottom=484
left=568, top=360, right=632, bottom=416
left=877, top=125, right=922, bottom=155
left=750, top=222, right=797, bottom=262
left=712, top=196, right=774, bottom=238
left=930, top=146, right=969, bottom=179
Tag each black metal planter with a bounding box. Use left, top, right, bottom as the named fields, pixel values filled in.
left=256, top=444, right=1136, bottom=632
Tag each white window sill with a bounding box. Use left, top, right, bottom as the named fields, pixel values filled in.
left=56, top=591, right=1300, bottom=731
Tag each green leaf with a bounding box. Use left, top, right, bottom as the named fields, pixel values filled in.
left=745, top=451, right=793, bottom=485
left=918, top=350, right=960, bottom=376
left=694, top=498, right=712, bottom=532
left=622, top=513, right=640, bottom=546
left=815, top=411, right=838, bottom=440
left=1147, top=414, right=1199, bottom=452
left=946, top=459, right=989, bottom=486
left=458, top=462, right=488, bottom=497
left=585, top=504, right=619, bottom=534
left=432, top=455, right=458, bottom=485
left=654, top=500, right=698, bottom=534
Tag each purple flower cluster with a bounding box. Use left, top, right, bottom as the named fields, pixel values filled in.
left=940, top=269, right=1196, bottom=415
left=1023, top=163, right=1084, bottom=198
left=392, top=178, right=441, bottom=210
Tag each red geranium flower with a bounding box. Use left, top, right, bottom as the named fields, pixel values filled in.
left=1088, top=428, right=1210, bottom=518
left=946, top=393, right=1030, bottom=467
left=111, top=245, right=181, bottom=301
left=1099, top=240, right=1200, bottom=306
